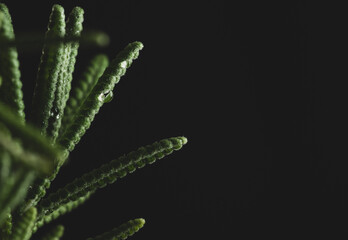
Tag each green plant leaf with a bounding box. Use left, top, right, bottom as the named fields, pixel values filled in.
left=28, top=42, right=143, bottom=215
left=0, top=126, right=51, bottom=175
left=0, top=210, right=12, bottom=238
left=33, top=191, right=93, bottom=232
left=0, top=3, right=188, bottom=239
left=38, top=137, right=187, bottom=218
left=58, top=41, right=144, bottom=152
left=0, top=10, right=4, bottom=28
left=0, top=146, right=11, bottom=185
left=38, top=225, right=64, bottom=240
left=10, top=207, right=37, bottom=240
left=0, top=102, right=64, bottom=216
left=47, top=6, right=84, bottom=143
left=0, top=101, right=64, bottom=172
left=0, top=4, right=25, bottom=121
left=0, top=30, right=109, bottom=50
left=60, top=54, right=109, bottom=136
left=86, top=218, right=145, bottom=240
left=29, top=4, right=66, bottom=135
left=0, top=167, right=35, bottom=225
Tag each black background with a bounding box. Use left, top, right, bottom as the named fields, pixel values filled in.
left=0, top=0, right=344, bottom=239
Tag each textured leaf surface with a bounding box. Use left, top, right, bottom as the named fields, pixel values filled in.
left=0, top=209, right=12, bottom=238
left=0, top=101, right=63, bottom=173
left=0, top=3, right=188, bottom=239
left=86, top=218, right=145, bottom=240
left=38, top=137, right=187, bottom=217
left=29, top=4, right=66, bottom=134
left=34, top=191, right=93, bottom=232
left=11, top=207, right=37, bottom=240
left=58, top=41, right=144, bottom=152
left=38, top=225, right=64, bottom=240
left=47, top=6, right=84, bottom=142
left=0, top=4, right=25, bottom=120
left=0, top=167, right=35, bottom=225
left=60, top=54, right=109, bottom=135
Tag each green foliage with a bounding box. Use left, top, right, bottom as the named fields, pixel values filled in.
left=33, top=191, right=94, bottom=232
left=29, top=4, right=66, bottom=134
left=0, top=3, right=187, bottom=239
left=46, top=6, right=84, bottom=143
left=11, top=207, right=37, bottom=240
left=38, top=225, right=64, bottom=240
left=86, top=218, right=145, bottom=240
left=37, top=137, right=187, bottom=218
left=0, top=166, right=35, bottom=225
left=0, top=4, right=25, bottom=121
left=60, top=54, right=109, bottom=136
left=0, top=211, right=12, bottom=236
left=0, top=102, right=62, bottom=174
left=58, top=41, right=144, bottom=153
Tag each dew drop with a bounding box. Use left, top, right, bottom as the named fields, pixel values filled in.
left=103, top=91, right=114, bottom=103
left=98, top=93, right=105, bottom=102
left=120, top=61, right=127, bottom=68
left=98, top=90, right=114, bottom=103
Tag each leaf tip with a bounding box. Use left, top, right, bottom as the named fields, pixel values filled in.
left=179, top=136, right=188, bottom=145
left=136, top=218, right=146, bottom=227
left=51, top=4, right=64, bottom=14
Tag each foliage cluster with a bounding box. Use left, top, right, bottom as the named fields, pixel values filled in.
left=0, top=4, right=187, bottom=239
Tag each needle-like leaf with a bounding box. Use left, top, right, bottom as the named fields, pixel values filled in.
left=60, top=54, right=109, bottom=136
left=0, top=126, right=51, bottom=175
left=29, top=4, right=66, bottom=134
left=58, top=41, right=144, bottom=152
left=0, top=4, right=25, bottom=121
left=47, top=6, right=84, bottom=143
left=33, top=191, right=93, bottom=232
left=0, top=10, right=3, bottom=28
left=11, top=207, right=37, bottom=240
left=38, top=137, right=187, bottom=218
left=0, top=101, right=64, bottom=172
left=0, top=167, right=35, bottom=225
left=27, top=43, right=142, bottom=214
left=0, top=210, right=12, bottom=238
left=0, top=4, right=187, bottom=239
left=86, top=218, right=145, bottom=240
left=39, top=225, right=64, bottom=240
left=0, top=31, right=109, bottom=50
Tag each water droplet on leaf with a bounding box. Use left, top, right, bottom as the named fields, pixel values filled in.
left=120, top=61, right=127, bottom=68
left=98, top=93, right=105, bottom=102
left=98, top=91, right=114, bottom=103
left=103, top=91, right=113, bottom=103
